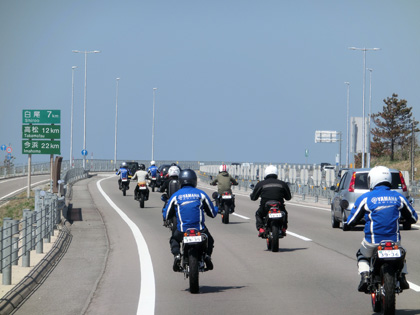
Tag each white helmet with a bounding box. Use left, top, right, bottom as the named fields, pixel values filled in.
left=219, top=164, right=227, bottom=172
left=121, top=162, right=127, bottom=167
left=168, top=166, right=180, bottom=177
left=264, top=165, right=278, bottom=178
left=368, top=166, right=391, bottom=190
left=150, top=160, right=155, bottom=166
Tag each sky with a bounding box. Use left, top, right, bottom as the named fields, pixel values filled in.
left=1, top=0, right=420, bottom=167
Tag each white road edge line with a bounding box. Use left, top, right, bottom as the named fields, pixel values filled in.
left=0, top=180, right=50, bottom=200
left=97, top=177, right=155, bottom=315
left=408, top=281, right=420, bottom=292
left=286, top=231, right=312, bottom=241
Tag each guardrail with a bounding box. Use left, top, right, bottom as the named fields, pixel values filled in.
left=199, top=164, right=420, bottom=206
left=0, top=190, right=64, bottom=285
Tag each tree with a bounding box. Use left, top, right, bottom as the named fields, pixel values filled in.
left=371, top=93, right=419, bottom=161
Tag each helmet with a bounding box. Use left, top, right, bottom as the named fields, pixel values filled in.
left=179, top=169, right=197, bottom=187
left=139, top=164, right=146, bottom=170
left=171, top=163, right=178, bottom=167
left=168, top=166, right=180, bottom=177
left=368, top=166, right=391, bottom=190
left=264, top=165, right=278, bottom=178
left=121, top=162, right=127, bottom=168
left=150, top=160, right=155, bottom=166
left=219, top=164, right=227, bottom=173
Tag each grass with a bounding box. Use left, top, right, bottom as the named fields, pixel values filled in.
left=370, top=156, right=420, bottom=181
left=0, top=190, right=36, bottom=226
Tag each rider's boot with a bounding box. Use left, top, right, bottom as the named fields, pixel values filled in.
left=358, top=272, right=369, bottom=292
left=399, top=273, right=410, bottom=290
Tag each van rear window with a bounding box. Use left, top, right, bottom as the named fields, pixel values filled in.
left=354, top=173, right=369, bottom=189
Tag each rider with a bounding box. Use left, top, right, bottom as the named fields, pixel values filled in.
left=250, top=165, right=292, bottom=237
left=345, top=166, right=418, bottom=292
left=131, top=164, right=150, bottom=201
left=116, top=162, right=132, bottom=189
left=148, top=160, right=158, bottom=178
left=162, top=169, right=218, bottom=272
left=160, top=166, right=181, bottom=228
left=210, top=164, right=238, bottom=210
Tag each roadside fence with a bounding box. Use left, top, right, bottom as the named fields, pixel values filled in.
left=0, top=190, right=64, bottom=285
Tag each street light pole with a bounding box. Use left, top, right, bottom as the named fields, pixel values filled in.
left=114, top=78, right=120, bottom=170
left=345, top=82, right=350, bottom=168
left=70, top=66, right=77, bottom=168
left=151, top=87, right=157, bottom=161
left=367, top=68, right=373, bottom=168
left=72, top=50, right=101, bottom=169
left=348, top=47, right=380, bottom=168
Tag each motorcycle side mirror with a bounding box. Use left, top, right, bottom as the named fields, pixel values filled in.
left=211, top=192, right=218, bottom=200
left=249, top=184, right=255, bottom=190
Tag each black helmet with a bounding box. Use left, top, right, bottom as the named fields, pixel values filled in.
left=139, top=164, right=146, bottom=170
left=179, top=169, right=197, bottom=187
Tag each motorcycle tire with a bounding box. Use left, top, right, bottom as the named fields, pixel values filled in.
left=381, top=264, right=396, bottom=315
left=123, top=187, right=127, bottom=196
left=171, top=216, right=177, bottom=233
left=222, top=204, right=230, bottom=224
left=152, top=183, right=155, bottom=192
left=271, top=222, right=279, bottom=252
left=140, top=194, right=145, bottom=208
left=188, top=248, right=200, bottom=294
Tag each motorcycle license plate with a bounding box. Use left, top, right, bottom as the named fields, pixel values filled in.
left=268, top=212, right=283, bottom=218
left=122, top=178, right=128, bottom=182
left=139, top=186, right=147, bottom=190
left=378, top=250, right=401, bottom=258
left=222, top=195, right=232, bottom=199
left=183, top=236, right=202, bottom=243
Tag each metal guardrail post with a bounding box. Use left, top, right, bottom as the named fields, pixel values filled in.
left=35, top=190, right=44, bottom=254
left=11, top=219, right=19, bottom=266
left=0, top=227, right=2, bottom=272
left=22, top=209, right=32, bottom=267
left=44, top=193, right=51, bottom=243
left=2, top=218, right=13, bottom=285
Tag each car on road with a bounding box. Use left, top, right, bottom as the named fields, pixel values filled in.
left=125, top=161, right=139, bottom=179
left=156, top=164, right=171, bottom=188
left=330, top=168, right=411, bottom=231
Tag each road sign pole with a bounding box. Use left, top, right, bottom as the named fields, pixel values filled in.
left=50, top=154, right=53, bottom=193
left=27, top=154, right=32, bottom=198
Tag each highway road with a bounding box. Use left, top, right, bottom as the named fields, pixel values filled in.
left=4, top=173, right=420, bottom=314
left=0, top=175, right=50, bottom=204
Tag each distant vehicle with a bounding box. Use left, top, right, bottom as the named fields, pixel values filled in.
left=156, top=164, right=171, bottom=188
left=125, top=162, right=139, bottom=179
left=323, top=165, right=335, bottom=172
left=320, top=162, right=331, bottom=171
left=330, top=168, right=411, bottom=231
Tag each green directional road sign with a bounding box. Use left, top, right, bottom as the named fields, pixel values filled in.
left=22, top=125, right=61, bottom=139
left=22, top=140, right=61, bottom=154
left=22, top=110, right=61, bottom=124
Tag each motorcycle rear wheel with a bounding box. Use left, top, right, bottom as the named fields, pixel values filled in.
left=271, top=222, right=279, bottom=252
left=188, top=248, right=200, bottom=294
left=122, top=187, right=127, bottom=196
left=381, top=264, right=396, bottom=315
left=222, top=204, right=230, bottom=224
left=140, top=194, right=145, bottom=208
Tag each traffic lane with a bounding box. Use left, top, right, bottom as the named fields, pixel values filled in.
left=122, top=185, right=368, bottom=314
left=0, top=174, right=50, bottom=200
left=84, top=175, right=141, bottom=315
left=97, top=179, right=420, bottom=314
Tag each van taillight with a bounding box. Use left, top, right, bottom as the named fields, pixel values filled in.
left=348, top=173, right=356, bottom=192
left=399, top=172, right=407, bottom=192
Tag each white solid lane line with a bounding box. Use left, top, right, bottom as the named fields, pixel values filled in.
left=97, top=177, right=155, bottom=315
left=0, top=180, right=50, bottom=200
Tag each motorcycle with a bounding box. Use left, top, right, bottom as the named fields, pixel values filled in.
left=366, top=240, right=407, bottom=314
left=120, top=178, right=130, bottom=196
left=212, top=191, right=235, bottom=224
left=174, top=228, right=211, bottom=294
left=149, top=176, right=157, bottom=192
left=260, top=201, right=286, bottom=252
left=135, top=182, right=148, bottom=208
left=161, top=194, right=177, bottom=233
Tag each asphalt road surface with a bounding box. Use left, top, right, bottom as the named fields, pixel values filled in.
left=5, top=174, right=420, bottom=314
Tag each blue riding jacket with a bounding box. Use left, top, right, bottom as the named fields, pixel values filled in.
left=116, top=167, right=130, bottom=180
left=148, top=165, right=158, bottom=177
left=163, top=185, right=218, bottom=232
left=346, top=185, right=417, bottom=244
